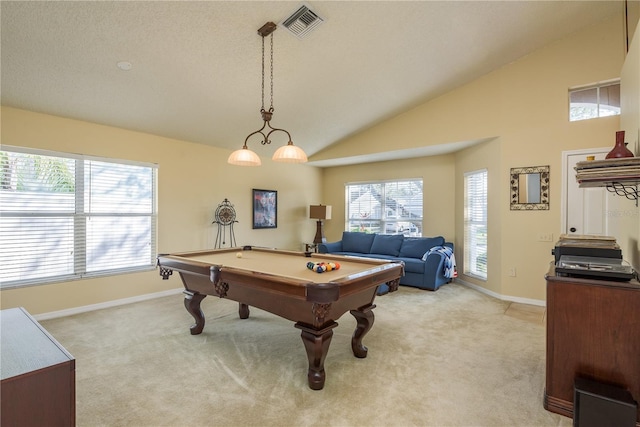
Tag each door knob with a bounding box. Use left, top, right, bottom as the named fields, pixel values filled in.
left=570, top=227, right=577, bottom=232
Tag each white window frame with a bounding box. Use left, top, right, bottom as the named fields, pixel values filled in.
left=569, top=79, right=621, bottom=122
left=0, top=146, right=158, bottom=289
left=464, top=169, right=487, bottom=280
left=345, top=179, right=423, bottom=236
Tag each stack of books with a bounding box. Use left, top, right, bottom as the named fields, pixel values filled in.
left=575, top=157, right=640, bottom=188
left=556, top=233, right=619, bottom=249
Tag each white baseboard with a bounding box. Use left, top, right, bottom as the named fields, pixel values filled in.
left=33, top=288, right=184, bottom=321
left=454, top=278, right=546, bottom=307
left=33, top=281, right=545, bottom=321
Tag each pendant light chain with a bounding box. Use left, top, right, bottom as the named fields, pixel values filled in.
left=260, top=33, right=275, bottom=111
left=261, top=35, right=265, bottom=111
left=269, top=33, right=274, bottom=111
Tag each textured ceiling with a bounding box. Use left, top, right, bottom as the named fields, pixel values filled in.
left=0, top=1, right=623, bottom=165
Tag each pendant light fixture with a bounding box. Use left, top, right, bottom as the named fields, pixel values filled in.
left=228, top=22, right=308, bottom=166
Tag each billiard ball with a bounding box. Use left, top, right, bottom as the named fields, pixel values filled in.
left=236, top=252, right=243, bottom=258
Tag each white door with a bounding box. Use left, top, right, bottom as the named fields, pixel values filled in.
left=562, top=148, right=610, bottom=236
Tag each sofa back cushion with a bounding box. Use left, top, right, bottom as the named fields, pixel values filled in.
left=399, top=236, right=445, bottom=259
left=341, top=232, right=376, bottom=253
left=370, top=234, right=404, bottom=256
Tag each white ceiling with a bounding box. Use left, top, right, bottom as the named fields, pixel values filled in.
left=0, top=1, right=622, bottom=165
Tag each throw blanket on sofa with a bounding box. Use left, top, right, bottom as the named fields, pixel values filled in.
left=422, top=246, right=457, bottom=279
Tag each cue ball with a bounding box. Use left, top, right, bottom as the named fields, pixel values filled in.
left=236, top=252, right=243, bottom=258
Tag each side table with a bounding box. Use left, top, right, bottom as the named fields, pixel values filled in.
left=1, top=307, right=76, bottom=426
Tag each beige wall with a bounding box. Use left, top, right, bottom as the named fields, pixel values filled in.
left=627, top=0, right=640, bottom=51
left=492, top=13, right=625, bottom=301
left=319, top=13, right=627, bottom=302
left=321, top=154, right=456, bottom=243
left=454, top=139, right=502, bottom=294
left=0, top=107, right=322, bottom=315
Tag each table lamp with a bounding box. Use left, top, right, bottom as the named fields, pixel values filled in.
left=310, top=205, right=332, bottom=245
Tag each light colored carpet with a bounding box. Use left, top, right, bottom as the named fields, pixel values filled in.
left=41, top=283, right=572, bottom=427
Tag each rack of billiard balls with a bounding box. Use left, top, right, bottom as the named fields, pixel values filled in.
left=306, top=261, right=341, bottom=273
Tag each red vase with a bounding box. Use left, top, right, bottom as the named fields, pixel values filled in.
left=605, top=131, right=633, bottom=159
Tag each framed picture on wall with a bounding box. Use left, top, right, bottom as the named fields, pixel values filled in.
left=252, top=189, right=277, bottom=229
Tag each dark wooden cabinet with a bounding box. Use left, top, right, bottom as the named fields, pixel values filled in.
left=545, top=268, right=640, bottom=426
left=1, top=307, right=75, bottom=427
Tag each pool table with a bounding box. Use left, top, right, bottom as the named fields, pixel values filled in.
left=157, top=246, right=403, bottom=390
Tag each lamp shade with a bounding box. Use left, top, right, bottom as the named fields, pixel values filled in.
left=228, top=147, right=261, bottom=166
left=310, top=205, right=332, bottom=220
left=272, top=143, right=308, bottom=163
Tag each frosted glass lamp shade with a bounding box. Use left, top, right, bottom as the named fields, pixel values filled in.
left=228, top=147, right=261, bottom=166
left=272, top=142, right=308, bottom=163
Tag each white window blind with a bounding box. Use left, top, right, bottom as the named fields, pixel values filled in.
left=345, top=179, right=423, bottom=236
left=0, top=146, right=157, bottom=288
left=464, top=169, right=487, bottom=279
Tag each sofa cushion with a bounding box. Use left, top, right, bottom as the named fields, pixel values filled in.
left=370, top=234, right=404, bottom=256
left=399, top=236, right=445, bottom=259
left=341, top=232, right=375, bottom=254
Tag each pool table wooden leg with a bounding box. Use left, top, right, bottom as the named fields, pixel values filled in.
left=238, top=303, right=250, bottom=319
left=295, top=322, right=338, bottom=390
left=183, top=291, right=206, bottom=335
left=350, top=304, right=376, bottom=358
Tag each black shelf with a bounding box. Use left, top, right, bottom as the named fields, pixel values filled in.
left=605, top=181, right=639, bottom=202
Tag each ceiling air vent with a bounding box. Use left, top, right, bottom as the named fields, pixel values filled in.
left=281, top=4, right=324, bottom=39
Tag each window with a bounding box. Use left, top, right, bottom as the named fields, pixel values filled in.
left=345, top=179, right=423, bottom=236
left=0, top=146, right=157, bottom=288
left=569, top=80, right=620, bottom=122
left=464, top=169, right=487, bottom=279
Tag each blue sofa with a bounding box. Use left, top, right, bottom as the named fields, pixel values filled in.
left=318, top=232, right=455, bottom=293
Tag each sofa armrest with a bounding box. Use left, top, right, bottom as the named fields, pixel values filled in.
left=318, top=241, right=342, bottom=253
left=418, top=253, right=446, bottom=291
left=421, top=243, right=455, bottom=290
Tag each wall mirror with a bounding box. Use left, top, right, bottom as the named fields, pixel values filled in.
left=510, top=165, right=550, bottom=210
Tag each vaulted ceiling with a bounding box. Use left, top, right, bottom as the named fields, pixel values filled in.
left=1, top=1, right=623, bottom=164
